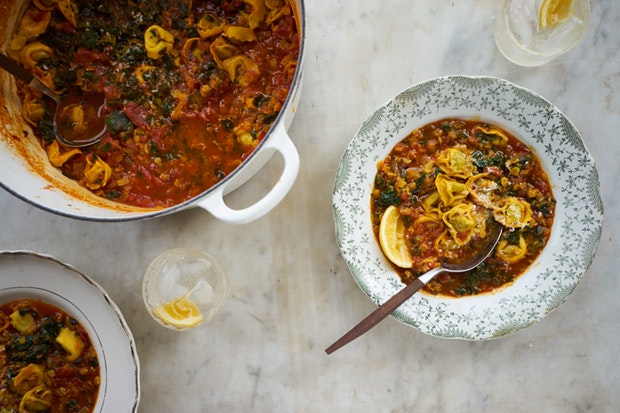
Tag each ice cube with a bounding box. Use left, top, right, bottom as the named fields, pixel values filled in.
left=188, top=279, right=215, bottom=306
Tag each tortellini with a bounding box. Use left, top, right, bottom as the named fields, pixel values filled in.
left=204, top=1, right=267, bottom=85
left=223, top=26, right=258, bottom=42
left=209, top=37, right=240, bottom=67
left=55, top=327, right=85, bottom=361
left=16, top=8, right=51, bottom=40
left=436, top=146, right=475, bottom=178
left=431, top=162, right=534, bottom=247
left=22, top=96, right=46, bottom=126
left=19, top=385, right=52, bottom=412
left=12, top=364, right=45, bottom=394
left=19, top=41, right=53, bottom=71
left=243, top=0, right=267, bottom=29
left=197, top=13, right=225, bottom=38
left=9, top=311, right=35, bottom=334
left=472, top=125, right=508, bottom=148
left=414, top=192, right=443, bottom=228
left=46, top=141, right=81, bottom=167
left=466, top=173, right=499, bottom=209
left=57, top=103, right=87, bottom=134
left=435, top=174, right=468, bottom=207
left=430, top=146, right=534, bottom=253
left=83, top=155, right=112, bottom=190
left=8, top=7, right=51, bottom=56
left=442, top=203, right=486, bottom=246
left=465, top=173, right=532, bottom=229
left=496, top=235, right=528, bottom=263
left=492, top=197, right=533, bottom=229
left=265, top=0, right=290, bottom=24
left=181, top=38, right=211, bottom=65
left=466, top=173, right=533, bottom=229
left=144, top=25, right=175, bottom=59
left=222, top=55, right=260, bottom=87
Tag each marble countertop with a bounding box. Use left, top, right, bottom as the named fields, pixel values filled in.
left=1, top=1, right=619, bottom=411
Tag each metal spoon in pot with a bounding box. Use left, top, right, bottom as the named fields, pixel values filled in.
left=325, top=221, right=503, bottom=355
left=0, top=52, right=106, bottom=148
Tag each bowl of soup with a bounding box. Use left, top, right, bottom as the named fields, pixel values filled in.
left=0, top=0, right=306, bottom=224
left=0, top=251, right=140, bottom=411
left=333, top=75, right=603, bottom=339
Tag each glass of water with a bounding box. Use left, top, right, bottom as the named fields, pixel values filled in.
left=143, top=248, right=230, bottom=330
left=494, top=0, right=590, bottom=66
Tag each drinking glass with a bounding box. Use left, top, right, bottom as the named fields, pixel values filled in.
left=143, top=248, right=229, bottom=330
left=494, top=0, right=590, bottom=66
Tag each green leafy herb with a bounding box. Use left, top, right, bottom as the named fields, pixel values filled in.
left=105, top=111, right=133, bottom=134
left=105, top=190, right=122, bottom=199
left=376, top=190, right=401, bottom=207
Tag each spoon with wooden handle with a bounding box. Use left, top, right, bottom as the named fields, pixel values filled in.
left=325, top=222, right=503, bottom=354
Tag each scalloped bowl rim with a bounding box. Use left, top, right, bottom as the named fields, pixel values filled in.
left=0, top=251, right=140, bottom=411
left=332, top=75, right=604, bottom=340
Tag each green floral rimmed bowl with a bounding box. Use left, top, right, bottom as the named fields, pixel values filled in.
left=333, top=75, right=603, bottom=340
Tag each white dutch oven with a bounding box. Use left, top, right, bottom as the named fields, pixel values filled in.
left=0, top=0, right=305, bottom=224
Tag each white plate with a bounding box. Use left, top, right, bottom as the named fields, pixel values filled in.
left=333, top=75, right=604, bottom=340
left=0, top=251, right=140, bottom=411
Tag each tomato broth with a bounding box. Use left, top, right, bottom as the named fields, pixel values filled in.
left=0, top=299, right=100, bottom=412
left=10, top=0, right=300, bottom=208
left=371, top=118, right=556, bottom=296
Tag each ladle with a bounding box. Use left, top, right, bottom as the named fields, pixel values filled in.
left=325, top=221, right=504, bottom=354
left=0, top=52, right=106, bottom=148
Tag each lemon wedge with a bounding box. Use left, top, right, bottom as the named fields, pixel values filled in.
left=378, top=205, right=413, bottom=268
left=539, top=0, right=574, bottom=29
left=153, top=296, right=204, bottom=329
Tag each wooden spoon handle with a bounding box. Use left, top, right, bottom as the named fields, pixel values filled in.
left=325, top=278, right=426, bottom=354
left=0, top=53, right=33, bottom=84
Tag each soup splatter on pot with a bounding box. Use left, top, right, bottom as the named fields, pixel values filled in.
left=371, top=118, right=556, bottom=297
left=8, top=0, right=300, bottom=208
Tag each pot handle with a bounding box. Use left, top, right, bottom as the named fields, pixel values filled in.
left=196, top=122, right=300, bottom=224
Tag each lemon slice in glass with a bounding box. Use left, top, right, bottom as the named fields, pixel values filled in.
left=539, top=0, right=574, bottom=29
left=153, top=296, right=204, bottom=329
left=378, top=205, right=413, bottom=268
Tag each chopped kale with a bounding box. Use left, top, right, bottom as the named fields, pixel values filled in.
left=472, top=150, right=506, bottom=169
left=105, top=111, right=134, bottom=134
left=105, top=190, right=122, bottom=199
left=506, top=230, right=522, bottom=245
left=221, top=119, right=234, bottom=130
left=5, top=317, right=59, bottom=364
left=253, top=94, right=270, bottom=107
left=376, top=190, right=401, bottom=207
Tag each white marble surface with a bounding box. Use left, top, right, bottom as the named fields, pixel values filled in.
left=1, top=1, right=619, bottom=412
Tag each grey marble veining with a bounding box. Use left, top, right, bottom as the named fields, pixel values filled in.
left=1, top=1, right=619, bottom=412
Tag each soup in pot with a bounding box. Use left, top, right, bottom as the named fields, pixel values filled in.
left=8, top=0, right=300, bottom=208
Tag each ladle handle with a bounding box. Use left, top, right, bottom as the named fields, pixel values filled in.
left=325, top=266, right=444, bottom=355
left=0, top=53, right=33, bottom=84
